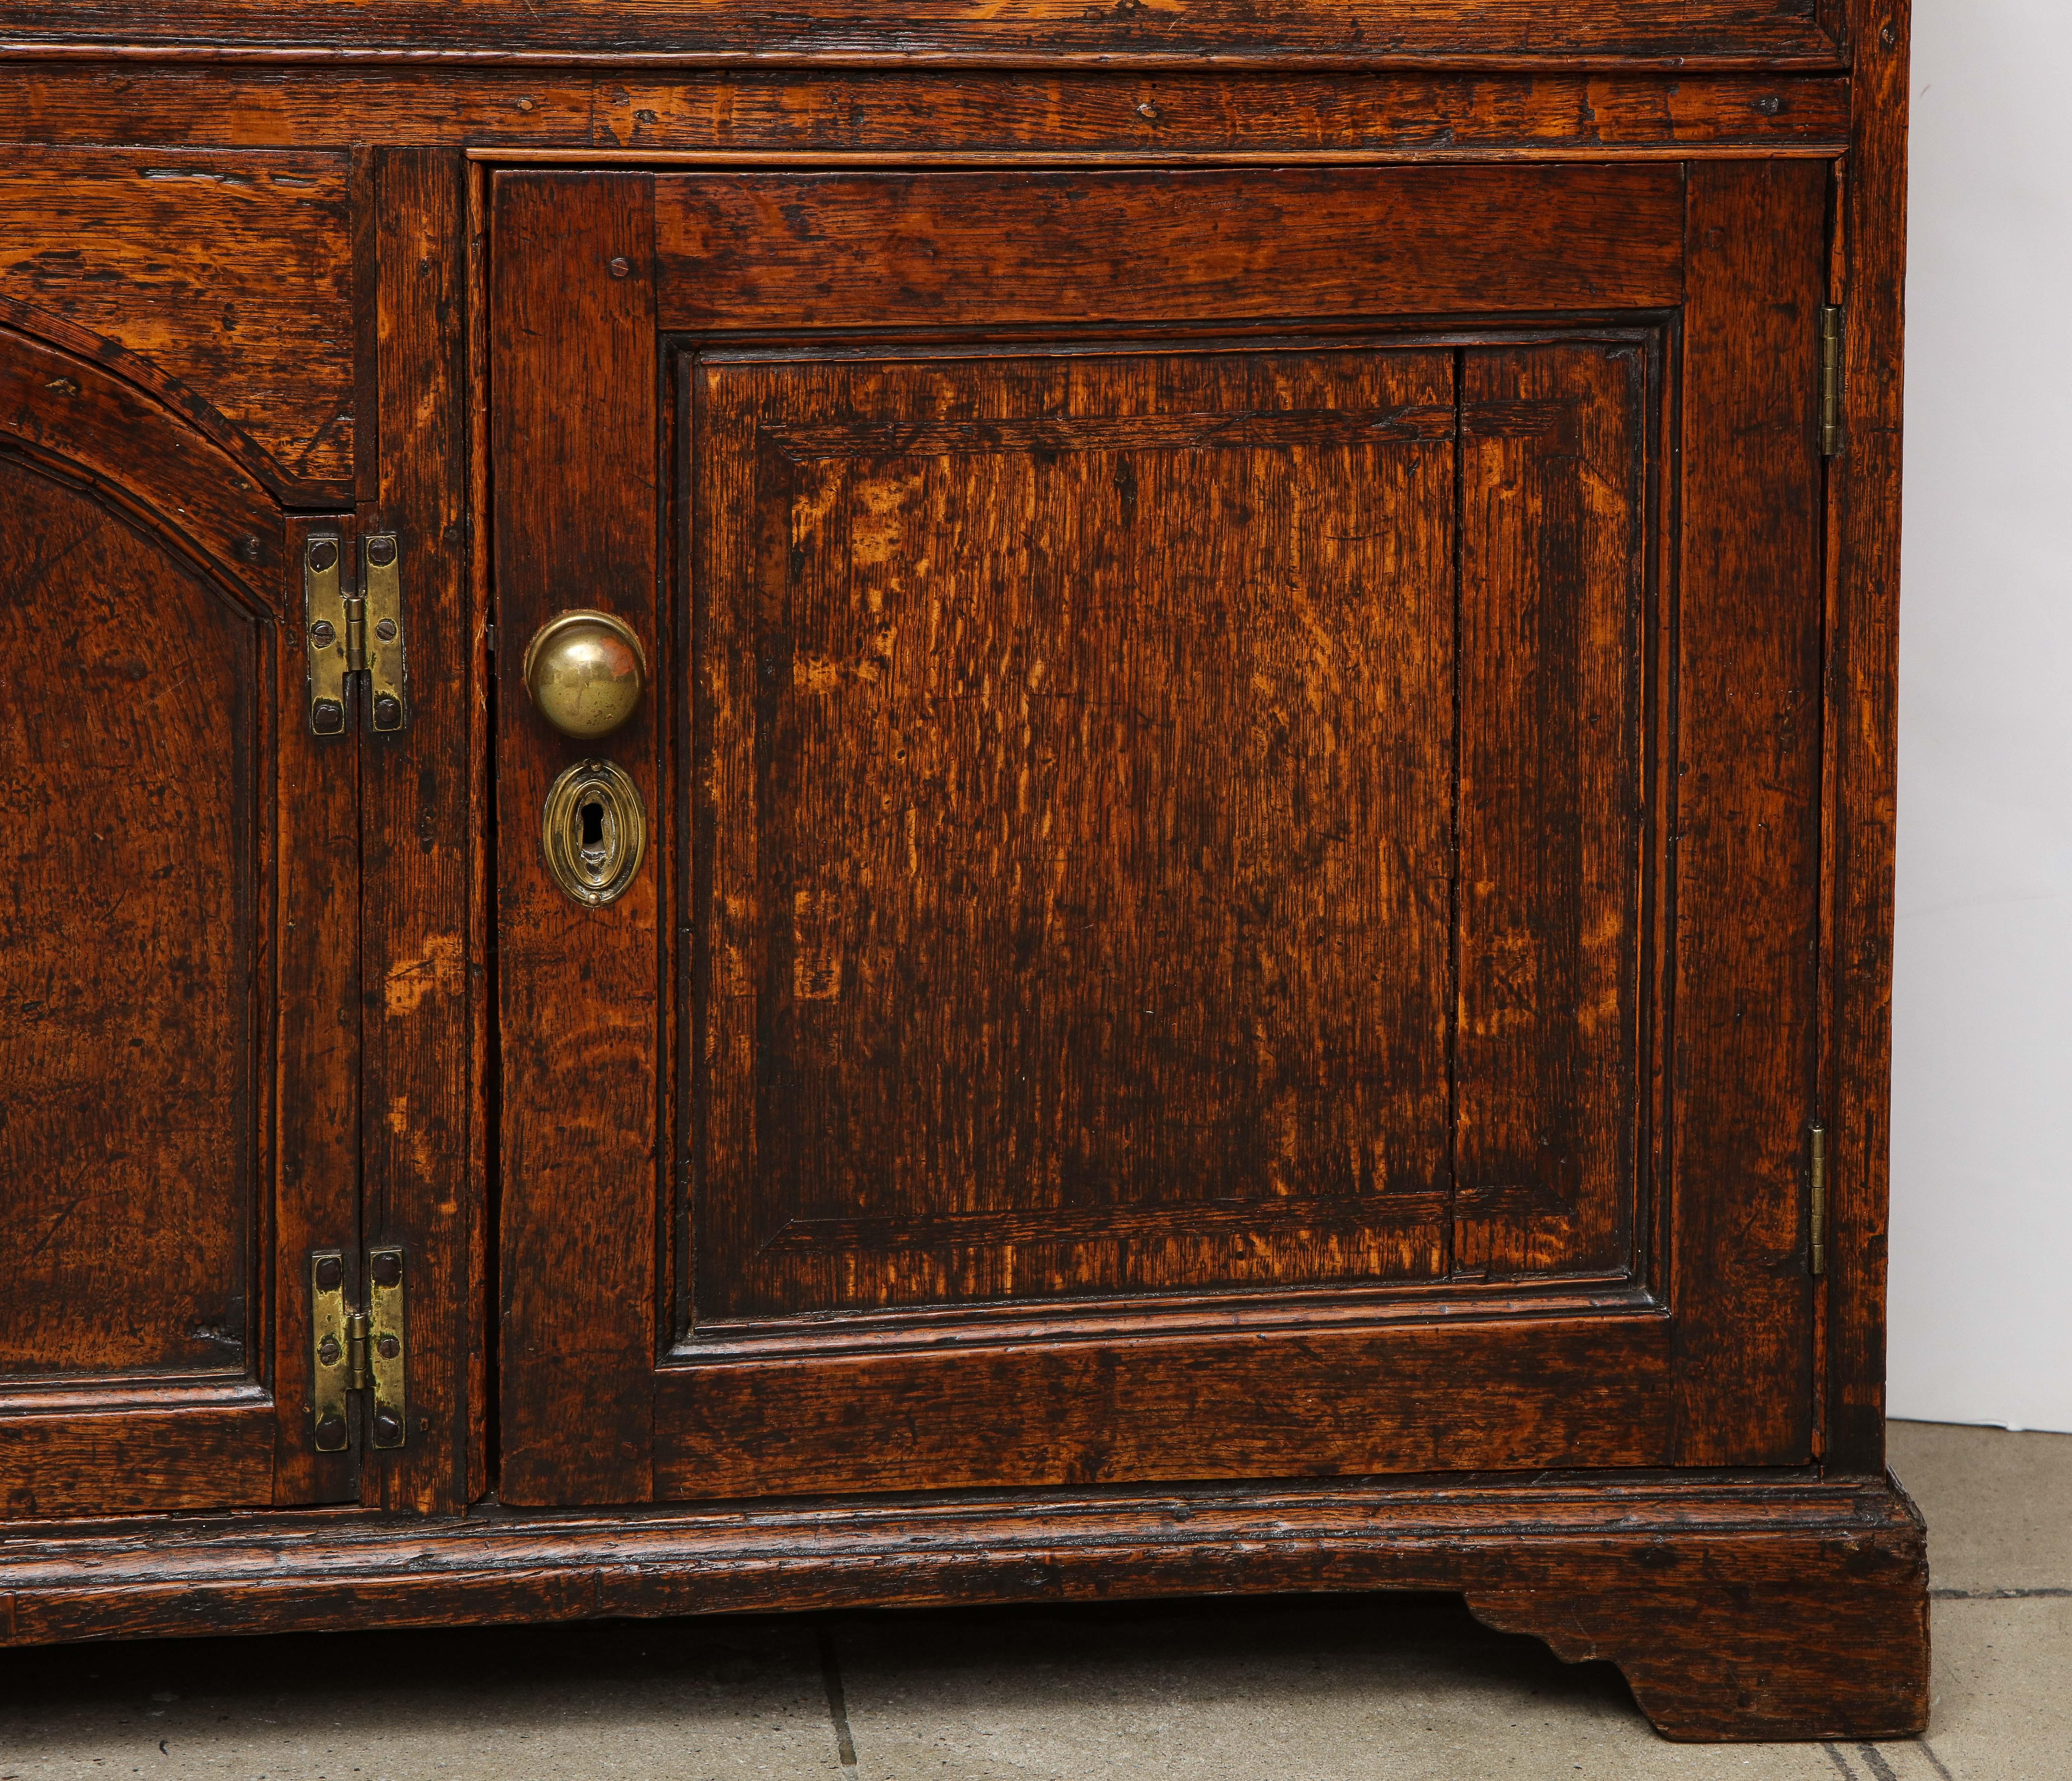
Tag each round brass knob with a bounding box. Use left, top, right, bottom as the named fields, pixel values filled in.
left=522, top=610, right=647, bottom=740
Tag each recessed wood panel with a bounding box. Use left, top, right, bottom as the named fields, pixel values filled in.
left=1454, top=340, right=1652, bottom=1277
left=657, top=166, right=1685, bottom=333
left=691, top=343, right=1459, bottom=1327
left=0, top=456, right=257, bottom=1379
left=0, top=328, right=357, bottom=1515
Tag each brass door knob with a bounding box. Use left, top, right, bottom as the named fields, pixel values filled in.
left=522, top=610, right=647, bottom=740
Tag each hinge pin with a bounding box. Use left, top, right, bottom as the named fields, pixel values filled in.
left=1819, top=307, right=1845, bottom=458
left=1809, top=1124, right=1828, bottom=1276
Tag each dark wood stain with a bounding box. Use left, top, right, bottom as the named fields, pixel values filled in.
left=0, top=0, right=1925, bottom=1739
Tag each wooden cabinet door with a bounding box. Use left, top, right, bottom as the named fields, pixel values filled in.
left=0, top=331, right=360, bottom=1515
left=493, top=162, right=1828, bottom=1506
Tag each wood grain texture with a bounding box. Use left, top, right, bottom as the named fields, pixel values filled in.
left=0, top=67, right=1851, bottom=154
left=0, top=1394, right=276, bottom=1519
left=0, top=147, right=353, bottom=502
left=657, top=1314, right=1675, bottom=1498
left=359, top=148, right=475, bottom=1514
left=1823, top=0, right=1911, bottom=1480
left=0, top=2, right=1847, bottom=65
left=692, top=345, right=1457, bottom=1326
left=492, top=171, right=661, bottom=1508
left=0, top=335, right=353, bottom=1513
left=0, top=453, right=258, bottom=1379
left=1454, top=341, right=1651, bottom=1280
left=270, top=514, right=361, bottom=1507
left=0, top=1471, right=1929, bottom=1741
left=657, top=165, right=1685, bottom=332
left=1667, top=162, right=1826, bottom=1467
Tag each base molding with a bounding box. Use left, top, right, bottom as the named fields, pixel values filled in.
left=0, top=1470, right=1927, bottom=1741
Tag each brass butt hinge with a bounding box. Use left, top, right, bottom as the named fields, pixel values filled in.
left=310, top=1246, right=408, bottom=1452
left=1808, top=1124, right=1828, bottom=1277
left=303, top=531, right=409, bottom=736
left=1819, top=306, right=1846, bottom=458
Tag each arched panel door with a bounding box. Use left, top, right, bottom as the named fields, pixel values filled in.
left=0, top=327, right=359, bottom=1516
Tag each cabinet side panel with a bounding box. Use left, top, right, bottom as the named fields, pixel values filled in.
left=1824, top=0, right=1911, bottom=1478
left=1671, top=161, right=1827, bottom=1464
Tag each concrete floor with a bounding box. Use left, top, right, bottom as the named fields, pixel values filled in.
left=1, top=1421, right=2063, bottom=1779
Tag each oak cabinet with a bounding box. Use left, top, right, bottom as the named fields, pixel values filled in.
left=0, top=1, right=1925, bottom=1743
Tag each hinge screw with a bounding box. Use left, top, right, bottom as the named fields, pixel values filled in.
left=314, top=1255, right=344, bottom=1292
left=317, top=1334, right=341, bottom=1366
left=311, top=697, right=345, bottom=736
left=310, top=619, right=337, bottom=648
left=372, top=1406, right=405, bottom=1445
left=315, top=1413, right=347, bottom=1449
left=373, top=693, right=403, bottom=730
left=307, top=539, right=338, bottom=572
left=366, top=535, right=398, bottom=568
left=375, top=618, right=399, bottom=642
left=370, top=1251, right=403, bottom=1288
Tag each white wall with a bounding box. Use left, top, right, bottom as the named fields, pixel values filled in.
left=1889, top=0, right=2072, bottom=1431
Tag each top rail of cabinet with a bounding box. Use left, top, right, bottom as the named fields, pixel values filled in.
left=0, top=1, right=1853, bottom=72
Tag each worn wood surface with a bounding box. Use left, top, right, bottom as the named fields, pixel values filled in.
left=656, top=165, right=1684, bottom=332
left=492, top=171, right=661, bottom=1507
left=0, top=3, right=1847, bottom=64
left=0, top=147, right=353, bottom=503
left=1669, top=161, right=1826, bottom=1466
left=0, top=1471, right=1929, bottom=1740
left=0, top=333, right=354, bottom=1514
left=0, top=68, right=1851, bottom=155
left=357, top=148, right=476, bottom=1514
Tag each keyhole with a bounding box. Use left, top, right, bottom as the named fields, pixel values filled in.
left=579, top=800, right=605, bottom=848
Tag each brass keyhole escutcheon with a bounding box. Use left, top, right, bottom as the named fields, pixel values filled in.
left=523, top=609, right=647, bottom=740
left=543, top=760, right=647, bottom=908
